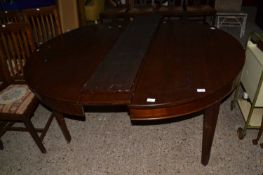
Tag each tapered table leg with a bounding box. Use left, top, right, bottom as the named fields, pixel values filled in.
left=54, top=112, right=71, bottom=143
left=201, top=103, right=220, bottom=166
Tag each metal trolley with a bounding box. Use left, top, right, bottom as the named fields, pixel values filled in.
left=231, top=32, right=263, bottom=142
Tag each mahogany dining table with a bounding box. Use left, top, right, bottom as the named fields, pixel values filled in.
left=25, top=15, right=245, bottom=166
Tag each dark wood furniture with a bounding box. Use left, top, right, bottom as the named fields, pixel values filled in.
left=22, top=5, right=62, bottom=47
left=0, top=10, right=21, bottom=25
left=0, top=5, right=62, bottom=47
left=0, top=23, right=70, bottom=153
left=25, top=17, right=245, bottom=165
left=0, top=23, right=51, bottom=153
left=185, top=0, right=216, bottom=22
left=185, top=0, right=216, bottom=14
left=100, top=0, right=214, bottom=21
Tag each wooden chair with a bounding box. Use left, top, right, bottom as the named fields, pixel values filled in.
left=22, top=5, right=62, bottom=47
left=100, top=0, right=129, bottom=21
left=127, top=0, right=156, bottom=17
left=157, top=0, right=184, bottom=17
left=185, top=0, right=216, bottom=23
left=0, top=23, right=70, bottom=153
left=0, top=10, right=21, bottom=25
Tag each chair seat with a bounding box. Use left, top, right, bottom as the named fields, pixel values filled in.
left=0, top=84, right=34, bottom=115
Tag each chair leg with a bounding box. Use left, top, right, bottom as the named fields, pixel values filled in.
left=0, top=139, right=3, bottom=150
left=0, top=122, right=12, bottom=151
left=39, top=114, right=54, bottom=141
left=0, top=122, right=14, bottom=137
left=24, top=120, right=46, bottom=153
left=54, top=112, right=71, bottom=143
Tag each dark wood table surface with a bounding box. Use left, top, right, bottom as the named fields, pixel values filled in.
left=25, top=17, right=245, bottom=165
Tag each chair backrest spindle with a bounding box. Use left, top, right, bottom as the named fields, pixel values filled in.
left=0, top=23, right=35, bottom=82
left=23, top=6, right=61, bottom=47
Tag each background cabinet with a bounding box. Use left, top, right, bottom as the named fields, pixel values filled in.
left=57, top=0, right=80, bottom=32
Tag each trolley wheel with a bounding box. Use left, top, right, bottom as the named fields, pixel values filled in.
left=252, top=139, right=258, bottom=145
left=237, top=127, right=246, bottom=140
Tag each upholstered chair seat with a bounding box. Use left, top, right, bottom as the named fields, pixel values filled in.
left=0, top=84, right=34, bottom=115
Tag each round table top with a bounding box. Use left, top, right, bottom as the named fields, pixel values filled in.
left=25, top=19, right=245, bottom=120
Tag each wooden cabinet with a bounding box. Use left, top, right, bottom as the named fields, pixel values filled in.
left=57, top=0, right=79, bottom=32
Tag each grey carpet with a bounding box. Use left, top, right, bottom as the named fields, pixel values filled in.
left=0, top=7, right=263, bottom=175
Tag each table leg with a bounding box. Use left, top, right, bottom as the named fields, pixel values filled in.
left=54, top=112, right=71, bottom=143
left=201, top=102, right=220, bottom=166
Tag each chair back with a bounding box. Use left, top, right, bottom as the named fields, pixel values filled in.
left=0, top=23, right=35, bottom=83
left=22, top=5, right=62, bottom=46
left=0, top=11, right=21, bottom=25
